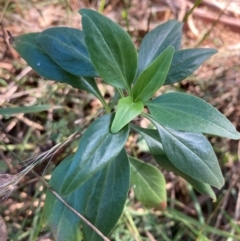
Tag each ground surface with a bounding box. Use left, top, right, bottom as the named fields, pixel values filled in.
left=0, top=0, right=240, bottom=241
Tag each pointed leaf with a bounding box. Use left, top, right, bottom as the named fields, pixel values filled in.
left=132, top=125, right=216, bottom=199
left=11, top=33, right=83, bottom=87
left=36, top=27, right=97, bottom=77
left=146, top=92, right=240, bottom=139
left=153, top=123, right=224, bottom=189
left=133, top=46, right=174, bottom=102
left=164, top=48, right=217, bottom=85
left=137, top=20, right=182, bottom=77
left=11, top=33, right=103, bottom=97
left=111, top=97, right=143, bottom=133
left=80, top=9, right=137, bottom=89
left=43, top=150, right=130, bottom=241
left=61, top=114, right=129, bottom=195
left=130, top=156, right=167, bottom=210
left=83, top=149, right=130, bottom=240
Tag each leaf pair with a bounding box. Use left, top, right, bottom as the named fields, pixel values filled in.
left=43, top=114, right=130, bottom=241
left=11, top=28, right=104, bottom=100
left=43, top=150, right=130, bottom=241
left=132, top=124, right=219, bottom=200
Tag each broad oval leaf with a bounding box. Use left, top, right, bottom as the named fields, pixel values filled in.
left=132, top=125, right=216, bottom=199
left=11, top=33, right=82, bottom=87
left=154, top=123, right=224, bottom=189
left=146, top=92, right=240, bottom=139
left=43, top=150, right=130, bottom=241
left=137, top=20, right=182, bottom=77
left=111, top=97, right=144, bottom=133
left=133, top=46, right=174, bottom=102
left=36, top=27, right=97, bottom=77
left=61, top=113, right=129, bottom=195
left=164, top=48, right=217, bottom=85
left=80, top=9, right=137, bottom=89
left=130, top=156, right=167, bottom=210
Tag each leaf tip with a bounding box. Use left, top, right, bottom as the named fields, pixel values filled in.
left=155, top=201, right=167, bottom=211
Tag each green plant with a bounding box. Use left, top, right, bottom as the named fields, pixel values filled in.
left=8, top=8, right=240, bottom=241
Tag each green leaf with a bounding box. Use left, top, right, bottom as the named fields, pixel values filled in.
left=43, top=155, right=83, bottom=241
left=154, top=123, right=224, bottom=189
left=43, top=150, right=130, bottom=241
left=164, top=48, right=217, bottom=85
left=129, top=156, right=167, bottom=210
left=132, top=125, right=216, bottom=199
left=130, top=124, right=164, bottom=155
left=146, top=92, right=240, bottom=139
left=133, top=46, right=174, bottom=102
left=0, top=105, right=52, bottom=116
left=82, top=149, right=130, bottom=240
left=80, top=8, right=137, bottom=90
left=61, top=114, right=129, bottom=195
left=137, top=20, right=182, bottom=77
left=78, top=77, right=106, bottom=101
left=153, top=154, right=216, bottom=200
left=11, top=33, right=103, bottom=97
left=111, top=97, right=144, bottom=133
left=11, top=33, right=80, bottom=87
left=35, top=27, right=97, bottom=77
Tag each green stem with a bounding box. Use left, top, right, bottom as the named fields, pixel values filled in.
left=98, top=0, right=106, bottom=13
left=117, top=88, right=125, bottom=98
left=99, top=96, right=111, bottom=113
left=183, top=0, right=202, bottom=22
left=109, top=91, right=120, bottom=110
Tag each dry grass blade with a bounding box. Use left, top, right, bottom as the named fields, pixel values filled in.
left=33, top=170, right=110, bottom=241
left=0, top=132, right=78, bottom=201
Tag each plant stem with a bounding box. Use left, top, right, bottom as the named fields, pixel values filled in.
left=100, top=96, right=111, bottom=113
left=117, top=88, right=125, bottom=98
left=183, top=0, right=202, bottom=22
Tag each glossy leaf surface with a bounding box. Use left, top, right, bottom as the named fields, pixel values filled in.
left=111, top=97, right=144, bottom=133
left=61, top=114, right=129, bottom=195
left=36, top=27, right=97, bottom=77
left=80, top=9, right=137, bottom=89
left=154, top=123, right=224, bottom=189
left=43, top=150, right=130, bottom=241
left=11, top=33, right=81, bottom=87
left=132, top=125, right=216, bottom=199
left=137, top=20, right=182, bottom=77
left=133, top=47, right=174, bottom=102
left=164, top=48, right=217, bottom=85
left=146, top=92, right=240, bottom=139
left=130, top=156, right=167, bottom=209
left=12, top=33, right=103, bottom=98
left=43, top=155, right=83, bottom=241
left=83, top=149, right=130, bottom=240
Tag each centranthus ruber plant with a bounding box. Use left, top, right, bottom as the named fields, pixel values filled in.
left=6, top=8, right=240, bottom=241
